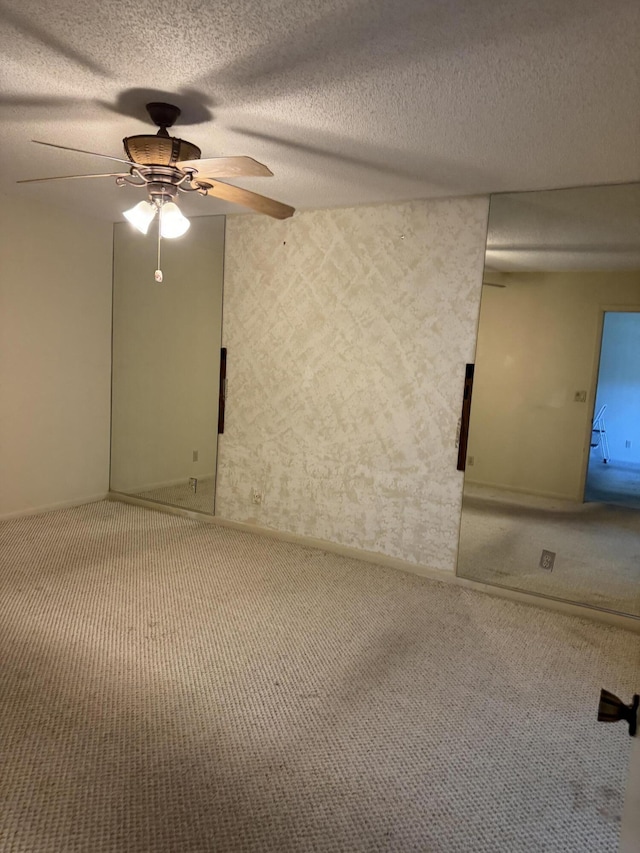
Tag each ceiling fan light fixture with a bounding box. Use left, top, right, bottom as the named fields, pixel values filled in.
left=123, top=200, right=157, bottom=234
left=160, top=202, right=190, bottom=238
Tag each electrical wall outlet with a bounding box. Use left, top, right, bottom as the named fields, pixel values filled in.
left=189, top=477, right=198, bottom=493
left=252, top=489, right=263, bottom=505
left=539, top=550, right=556, bottom=571
left=467, top=455, right=475, bottom=466
left=192, top=450, right=199, bottom=462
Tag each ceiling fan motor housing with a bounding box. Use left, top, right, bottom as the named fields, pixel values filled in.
left=123, top=134, right=201, bottom=167
left=146, top=102, right=181, bottom=130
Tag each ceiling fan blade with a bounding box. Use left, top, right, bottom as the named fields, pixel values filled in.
left=195, top=179, right=294, bottom=219
left=180, top=156, right=273, bottom=177
left=17, top=172, right=126, bottom=184
left=32, top=139, right=133, bottom=167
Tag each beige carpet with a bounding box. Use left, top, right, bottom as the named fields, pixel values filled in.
left=585, top=459, right=640, bottom=508
left=458, top=485, right=640, bottom=617
left=0, top=500, right=638, bottom=852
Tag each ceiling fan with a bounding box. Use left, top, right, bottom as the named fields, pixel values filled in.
left=18, top=102, right=294, bottom=279
left=18, top=101, right=295, bottom=226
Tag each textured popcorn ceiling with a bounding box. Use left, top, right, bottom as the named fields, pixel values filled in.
left=486, top=183, right=640, bottom=271
left=1, top=0, right=639, bottom=221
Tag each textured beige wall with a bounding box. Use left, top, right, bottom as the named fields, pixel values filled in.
left=111, top=216, right=225, bottom=494
left=466, top=270, right=640, bottom=499
left=0, top=195, right=113, bottom=518
left=217, top=198, right=489, bottom=571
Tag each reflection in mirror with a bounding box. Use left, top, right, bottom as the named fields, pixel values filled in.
left=457, top=183, right=640, bottom=618
left=110, top=217, right=225, bottom=514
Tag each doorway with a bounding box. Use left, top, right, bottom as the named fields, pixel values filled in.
left=584, top=311, right=640, bottom=507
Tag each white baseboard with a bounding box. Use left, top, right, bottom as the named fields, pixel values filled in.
left=113, top=475, right=217, bottom=494
left=109, top=491, right=640, bottom=634
left=109, top=492, right=453, bottom=582
left=125, top=477, right=188, bottom=492
left=464, top=478, right=581, bottom=502
left=0, top=493, right=110, bottom=521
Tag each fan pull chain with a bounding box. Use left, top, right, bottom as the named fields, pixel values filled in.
left=155, top=207, right=163, bottom=282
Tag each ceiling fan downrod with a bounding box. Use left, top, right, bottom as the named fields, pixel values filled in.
left=146, top=102, right=181, bottom=138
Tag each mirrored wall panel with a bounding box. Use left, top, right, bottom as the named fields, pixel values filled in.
left=457, top=183, right=640, bottom=618
left=111, top=216, right=225, bottom=514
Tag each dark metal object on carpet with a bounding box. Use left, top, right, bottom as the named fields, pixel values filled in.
left=598, top=689, right=639, bottom=736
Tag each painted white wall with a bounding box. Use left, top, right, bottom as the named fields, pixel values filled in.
left=594, top=312, right=640, bottom=464
left=216, top=198, right=489, bottom=572
left=110, top=216, right=225, bottom=495
left=0, top=194, right=113, bottom=518
left=466, top=271, right=640, bottom=499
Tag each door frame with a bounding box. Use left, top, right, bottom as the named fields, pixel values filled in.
left=579, top=304, right=640, bottom=502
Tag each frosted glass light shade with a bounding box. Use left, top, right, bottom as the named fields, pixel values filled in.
left=123, top=200, right=157, bottom=234
left=160, top=202, right=190, bottom=238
